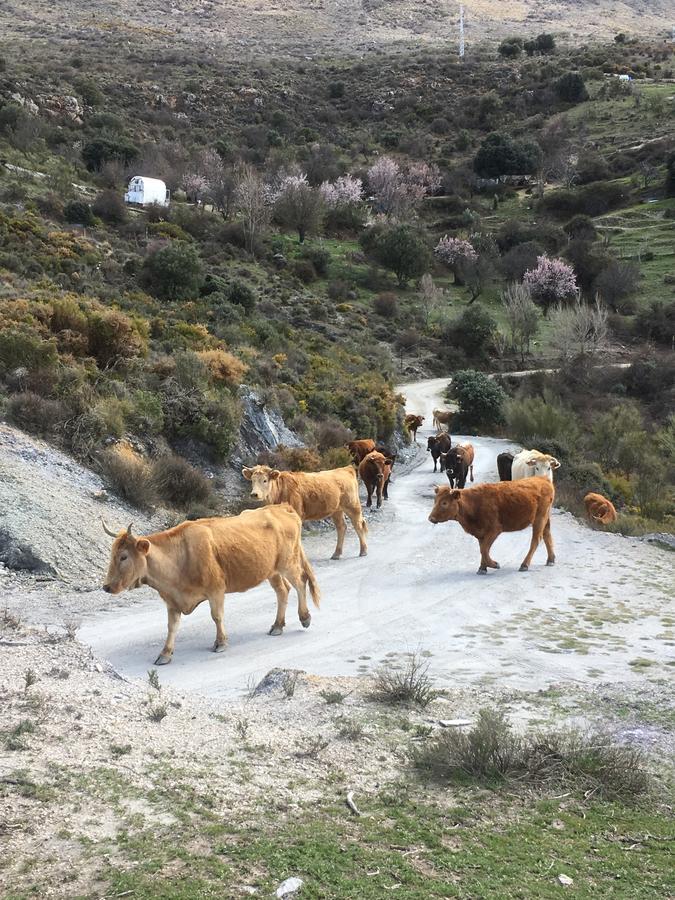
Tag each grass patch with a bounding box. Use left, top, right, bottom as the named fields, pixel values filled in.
left=370, top=653, right=439, bottom=708
left=412, top=709, right=652, bottom=802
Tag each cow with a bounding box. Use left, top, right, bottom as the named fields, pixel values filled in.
left=101, top=506, right=320, bottom=665
left=242, top=464, right=368, bottom=559
left=404, top=414, right=424, bottom=443
left=427, top=432, right=452, bottom=472
left=382, top=453, right=396, bottom=500
left=347, top=439, right=376, bottom=465
left=511, top=449, right=561, bottom=482
left=497, top=451, right=515, bottom=482
left=428, top=477, right=555, bottom=574
left=584, top=492, right=618, bottom=526
left=432, top=408, right=454, bottom=432
left=441, top=443, right=475, bottom=489
left=358, top=450, right=394, bottom=508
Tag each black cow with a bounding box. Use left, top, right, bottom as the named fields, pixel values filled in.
left=441, top=443, right=475, bottom=489
left=497, top=451, right=514, bottom=481
left=427, top=433, right=452, bottom=472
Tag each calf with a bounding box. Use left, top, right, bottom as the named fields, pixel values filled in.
left=428, top=477, right=555, bottom=574
left=347, top=439, right=376, bottom=465
left=404, top=414, right=424, bottom=443
left=441, top=443, right=475, bottom=489
left=427, top=432, right=452, bottom=472
left=242, top=464, right=368, bottom=559
left=359, top=450, right=394, bottom=508
left=497, top=451, right=514, bottom=481
left=101, top=506, right=320, bottom=665
left=511, top=449, right=560, bottom=482
left=584, top=492, right=617, bottom=525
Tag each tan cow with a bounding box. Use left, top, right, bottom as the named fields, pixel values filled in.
left=346, top=439, right=377, bottom=465
left=242, top=464, right=368, bottom=559
left=358, top=450, right=394, bottom=509
left=101, top=505, right=320, bottom=665
left=428, top=477, right=555, bottom=574
left=404, top=414, right=425, bottom=443
left=584, top=492, right=618, bottom=525
left=432, top=408, right=454, bottom=431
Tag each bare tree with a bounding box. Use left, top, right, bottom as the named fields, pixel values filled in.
left=418, top=273, right=444, bottom=330
left=549, top=296, right=608, bottom=361
left=273, top=173, right=324, bottom=243
left=502, top=282, right=540, bottom=362
left=234, top=165, right=272, bottom=257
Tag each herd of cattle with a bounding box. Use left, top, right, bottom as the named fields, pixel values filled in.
left=102, top=406, right=618, bottom=665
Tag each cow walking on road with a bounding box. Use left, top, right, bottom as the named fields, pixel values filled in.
left=441, top=443, right=475, bottom=489
left=427, top=432, right=452, bottom=472
left=359, top=450, right=395, bottom=509
left=101, top=507, right=320, bottom=665
left=404, top=414, right=425, bottom=443
left=428, top=477, right=555, bottom=574
left=242, top=464, right=368, bottom=559
left=432, top=408, right=454, bottom=432
left=511, top=449, right=560, bottom=482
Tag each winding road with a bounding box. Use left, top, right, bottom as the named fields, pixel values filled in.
left=80, top=378, right=673, bottom=698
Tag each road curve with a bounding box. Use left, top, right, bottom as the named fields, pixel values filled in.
left=80, top=378, right=673, bottom=698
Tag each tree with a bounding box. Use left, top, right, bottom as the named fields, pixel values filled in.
left=473, top=132, right=541, bottom=179
left=434, top=235, right=477, bottom=284
left=140, top=242, right=204, bottom=301
left=82, top=137, right=138, bottom=171
left=370, top=225, right=431, bottom=286
left=92, top=189, right=127, bottom=225
left=549, top=297, right=608, bottom=361
left=498, top=37, right=523, bottom=58
left=320, top=174, right=365, bottom=232
left=274, top=173, right=324, bottom=243
left=523, top=255, right=578, bottom=315
left=526, top=33, right=556, bottom=55
left=234, top=165, right=272, bottom=256
left=502, top=282, right=539, bottom=362
left=556, top=72, right=589, bottom=104
left=446, top=304, right=497, bottom=358
left=367, top=156, right=440, bottom=219
left=449, top=370, right=506, bottom=429
left=417, top=274, right=444, bottom=329
left=595, top=260, right=640, bottom=312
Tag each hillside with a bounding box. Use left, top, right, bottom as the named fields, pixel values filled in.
left=3, top=0, right=673, bottom=56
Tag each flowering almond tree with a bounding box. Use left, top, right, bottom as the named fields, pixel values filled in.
left=367, top=157, right=440, bottom=219
left=434, top=235, right=477, bottom=284
left=523, top=255, right=578, bottom=315
left=319, top=174, right=364, bottom=207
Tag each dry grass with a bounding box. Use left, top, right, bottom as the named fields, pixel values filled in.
left=370, top=653, right=439, bottom=708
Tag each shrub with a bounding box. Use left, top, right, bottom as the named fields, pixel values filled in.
left=541, top=181, right=628, bottom=218
left=635, top=300, right=675, bottom=345
left=370, top=653, right=439, bottom=708
left=595, top=260, right=640, bottom=313
left=373, top=292, right=398, bottom=318
left=150, top=455, right=213, bottom=510
left=82, top=137, right=138, bottom=171
left=366, top=224, right=431, bottom=287
left=225, top=280, right=256, bottom=312
left=7, top=393, right=66, bottom=437
left=328, top=81, right=345, bottom=99
left=505, top=393, right=580, bottom=445
left=289, top=259, right=317, bottom=283
left=498, top=37, right=523, bottom=58
left=88, top=309, right=147, bottom=367
left=299, top=246, right=331, bottom=277
left=64, top=200, right=94, bottom=226
left=0, top=328, right=58, bottom=375
left=473, top=132, right=540, bottom=179
left=563, top=214, right=596, bottom=242
left=413, top=708, right=650, bottom=800
left=100, top=444, right=155, bottom=510
left=140, top=242, right=204, bottom=301
left=556, top=72, right=589, bottom=103
left=444, top=304, right=497, bottom=359
left=92, top=189, right=127, bottom=225
left=499, top=241, right=543, bottom=282
left=197, top=348, right=247, bottom=386
left=315, top=418, right=353, bottom=451
left=449, top=370, right=505, bottom=430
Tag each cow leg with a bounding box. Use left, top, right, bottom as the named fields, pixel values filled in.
left=155, top=606, right=181, bottom=665
left=208, top=592, right=228, bottom=652
left=278, top=562, right=312, bottom=629
left=365, top=482, right=373, bottom=508
left=376, top=478, right=383, bottom=509
left=520, top=517, right=546, bottom=571
left=469, top=464, right=474, bottom=483
left=543, top=516, right=555, bottom=566
left=346, top=506, right=368, bottom=557
left=477, top=532, right=500, bottom=574
left=330, top=511, right=348, bottom=560
left=268, top=573, right=290, bottom=635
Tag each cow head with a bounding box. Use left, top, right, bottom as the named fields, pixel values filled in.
left=428, top=485, right=462, bottom=524
left=242, top=464, right=280, bottom=501
left=525, top=454, right=561, bottom=479
left=426, top=435, right=437, bottom=452
left=440, top=448, right=460, bottom=479
left=102, top=521, right=150, bottom=594
left=363, top=450, right=390, bottom=481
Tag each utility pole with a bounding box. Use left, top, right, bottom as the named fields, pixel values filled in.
left=459, top=4, right=465, bottom=59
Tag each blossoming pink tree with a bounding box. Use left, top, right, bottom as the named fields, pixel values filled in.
left=367, top=156, right=440, bottom=218
left=434, top=235, right=478, bottom=284
left=523, top=255, right=578, bottom=315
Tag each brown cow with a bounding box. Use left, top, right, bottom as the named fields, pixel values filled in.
left=427, top=432, right=452, bottom=472
left=101, top=506, right=320, bottom=665
left=347, top=439, right=376, bottom=465
left=359, top=450, right=394, bottom=509
left=428, top=477, right=555, bottom=574
left=441, top=443, right=475, bottom=489
left=242, top=464, right=368, bottom=559
left=404, top=414, right=425, bottom=443
left=432, top=408, right=454, bottom=432
left=584, top=492, right=617, bottom=525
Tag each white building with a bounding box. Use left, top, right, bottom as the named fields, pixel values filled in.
left=124, top=176, right=170, bottom=207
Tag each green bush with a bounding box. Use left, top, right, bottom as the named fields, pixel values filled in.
left=140, top=242, right=204, bottom=301
left=0, top=328, right=58, bottom=375
left=82, top=137, right=138, bottom=171
left=444, top=304, right=497, bottom=359
left=449, top=370, right=505, bottom=430
left=541, top=181, right=628, bottom=219
left=505, top=393, right=580, bottom=445
left=226, top=280, right=256, bottom=312
left=150, top=455, right=213, bottom=510
left=64, top=201, right=94, bottom=226
left=555, top=72, right=589, bottom=103
left=92, top=190, right=127, bottom=225
left=365, top=225, right=431, bottom=287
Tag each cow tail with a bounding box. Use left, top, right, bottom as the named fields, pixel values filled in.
left=300, top=544, right=321, bottom=609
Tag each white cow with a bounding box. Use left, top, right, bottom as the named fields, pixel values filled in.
left=511, top=449, right=561, bottom=482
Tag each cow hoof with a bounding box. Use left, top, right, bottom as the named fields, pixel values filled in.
left=154, top=653, right=172, bottom=666
left=212, top=642, right=227, bottom=653
left=268, top=624, right=284, bottom=636
left=300, top=615, right=311, bottom=629
left=546, top=559, right=556, bottom=567
left=330, top=552, right=342, bottom=561
left=359, top=549, right=368, bottom=557
left=519, top=564, right=529, bottom=572
left=490, top=562, right=500, bottom=569
left=477, top=568, right=488, bottom=575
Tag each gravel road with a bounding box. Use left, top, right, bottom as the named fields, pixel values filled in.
left=78, top=378, right=674, bottom=699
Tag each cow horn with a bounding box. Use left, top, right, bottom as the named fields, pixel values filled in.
left=126, top=523, right=134, bottom=538
left=100, top=517, right=118, bottom=538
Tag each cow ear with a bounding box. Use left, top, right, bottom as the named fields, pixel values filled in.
left=450, top=490, right=461, bottom=501
left=526, top=458, right=537, bottom=467
left=269, top=469, right=281, bottom=480
left=434, top=485, right=442, bottom=494
left=136, top=538, right=150, bottom=555
left=550, top=457, right=561, bottom=469
left=242, top=467, right=253, bottom=481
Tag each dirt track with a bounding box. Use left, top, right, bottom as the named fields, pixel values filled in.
left=79, top=377, right=674, bottom=699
